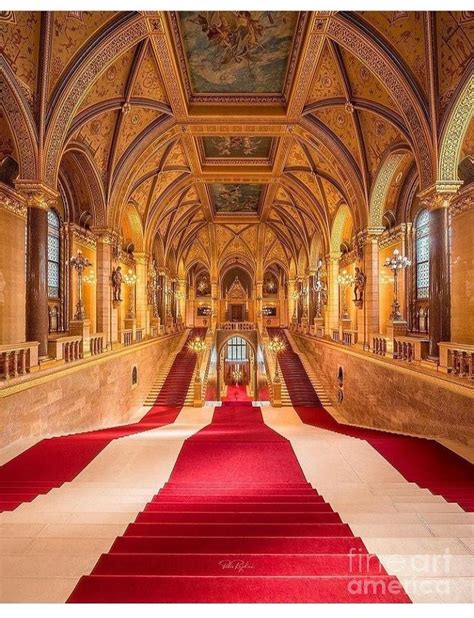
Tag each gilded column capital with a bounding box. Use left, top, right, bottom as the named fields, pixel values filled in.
left=134, top=252, right=149, bottom=265
left=92, top=227, right=120, bottom=245
left=16, top=182, right=58, bottom=210
left=418, top=183, right=460, bottom=211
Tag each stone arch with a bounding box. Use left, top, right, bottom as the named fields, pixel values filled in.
left=369, top=150, right=412, bottom=230
left=0, top=58, right=38, bottom=180
left=61, top=143, right=107, bottom=227
left=216, top=332, right=258, bottom=401
left=309, top=233, right=323, bottom=270
left=439, top=74, right=474, bottom=187
left=121, top=202, right=144, bottom=252
left=44, top=13, right=148, bottom=187
left=326, top=14, right=434, bottom=188
left=330, top=204, right=353, bottom=254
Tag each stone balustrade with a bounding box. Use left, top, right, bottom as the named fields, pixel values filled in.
left=331, top=328, right=340, bottom=343
left=135, top=328, right=144, bottom=343
left=120, top=329, right=133, bottom=347
left=342, top=329, right=358, bottom=346
left=393, top=336, right=429, bottom=363
left=372, top=335, right=388, bottom=356
left=89, top=333, right=105, bottom=356
left=0, top=342, right=40, bottom=380
left=48, top=335, right=82, bottom=363
left=439, top=342, right=474, bottom=379
left=220, top=321, right=255, bottom=331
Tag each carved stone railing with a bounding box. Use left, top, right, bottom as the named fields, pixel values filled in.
left=135, top=328, right=144, bottom=343
left=48, top=335, right=82, bottom=363
left=372, top=336, right=388, bottom=356
left=89, top=333, right=105, bottom=356
left=0, top=342, right=40, bottom=380
left=150, top=325, right=159, bottom=338
left=342, top=329, right=358, bottom=346
left=331, top=328, right=340, bottom=343
left=219, top=321, right=255, bottom=331
left=439, top=342, right=474, bottom=379
left=393, top=336, right=429, bottom=363
left=120, top=329, right=133, bottom=347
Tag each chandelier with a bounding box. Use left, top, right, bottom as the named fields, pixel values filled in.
left=197, top=277, right=209, bottom=294
left=262, top=306, right=272, bottom=316
left=384, top=249, right=411, bottom=321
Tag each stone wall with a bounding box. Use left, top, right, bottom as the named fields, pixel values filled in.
left=1, top=332, right=187, bottom=447
left=292, top=333, right=474, bottom=448
left=451, top=207, right=474, bottom=344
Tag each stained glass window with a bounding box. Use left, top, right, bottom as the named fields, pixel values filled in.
left=415, top=209, right=430, bottom=299
left=47, top=210, right=61, bottom=298
left=227, top=337, right=247, bottom=361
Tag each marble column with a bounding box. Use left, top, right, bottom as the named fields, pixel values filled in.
left=211, top=280, right=218, bottom=331
left=26, top=202, right=49, bottom=357
left=135, top=252, right=149, bottom=335
left=256, top=280, right=263, bottom=332
left=288, top=278, right=296, bottom=323
left=423, top=192, right=453, bottom=358
left=0, top=190, right=27, bottom=344
left=327, top=253, right=340, bottom=331
left=363, top=232, right=383, bottom=340
left=94, top=230, right=115, bottom=347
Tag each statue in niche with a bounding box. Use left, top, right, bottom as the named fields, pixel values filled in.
left=112, top=266, right=123, bottom=302
left=353, top=267, right=366, bottom=308
left=314, top=259, right=328, bottom=318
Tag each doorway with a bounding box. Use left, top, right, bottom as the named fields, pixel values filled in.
left=230, top=304, right=244, bottom=322
left=216, top=335, right=258, bottom=401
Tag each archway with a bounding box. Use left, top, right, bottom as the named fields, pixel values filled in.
left=216, top=333, right=258, bottom=402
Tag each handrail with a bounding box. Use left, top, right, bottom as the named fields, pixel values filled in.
left=0, top=341, right=39, bottom=380
left=439, top=342, right=474, bottom=379
left=219, top=321, right=255, bottom=331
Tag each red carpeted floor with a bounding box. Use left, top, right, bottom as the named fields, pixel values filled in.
left=0, top=329, right=206, bottom=513
left=68, top=400, right=410, bottom=603
left=268, top=328, right=474, bottom=512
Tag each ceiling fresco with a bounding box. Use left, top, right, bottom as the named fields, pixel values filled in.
left=209, top=183, right=264, bottom=214
left=175, top=11, right=300, bottom=97
left=202, top=136, right=273, bottom=160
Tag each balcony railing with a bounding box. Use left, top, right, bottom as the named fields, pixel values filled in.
left=342, top=329, right=358, bottom=346
left=48, top=335, right=83, bottom=363
left=89, top=333, right=105, bottom=356
left=219, top=321, right=255, bottom=331
left=439, top=342, right=474, bottom=379
left=120, top=329, right=133, bottom=347
left=0, top=342, right=39, bottom=380
left=393, top=336, right=429, bottom=363
left=372, top=336, right=388, bottom=356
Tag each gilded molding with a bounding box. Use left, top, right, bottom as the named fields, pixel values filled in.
left=439, top=75, right=474, bottom=183
left=369, top=153, right=409, bottom=229
left=0, top=184, right=27, bottom=219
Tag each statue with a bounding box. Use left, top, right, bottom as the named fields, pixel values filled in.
left=314, top=259, right=328, bottom=318
left=112, top=266, right=123, bottom=302
left=353, top=267, right=366, bottom=308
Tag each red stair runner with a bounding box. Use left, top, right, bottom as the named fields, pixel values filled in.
left=0, top=329, right=205, bottom=512
left=68, top=401, right=410, bottom=603
left=268, top=328, right=474, bottom=512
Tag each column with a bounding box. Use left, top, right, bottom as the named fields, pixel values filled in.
left=288, top=278, right=296, bottom=323
left=211, top=280, right=218, bottom=331
left=362, top=232, right=383, bottom=341
left=326, top=253, right=340, bottom=331
left=26, top=196, right=51, bottom=357
left=0, top=188, right=27, bottom=344
left=94, top=230, right=115, bottom=347
left=135, top=252, right=150, bottom=335
left=421, top=189, right=454, bottom=358
left=256, top=280, right=263, bottom=332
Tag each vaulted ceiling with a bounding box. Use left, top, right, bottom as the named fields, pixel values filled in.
left=0, top=10, right=472, bottom=274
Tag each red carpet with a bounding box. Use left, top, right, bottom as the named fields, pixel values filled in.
left=268, top=329, right=474, bottom=512
left=0, top=329, right=206, bottom=512
left=68, top=400, right=410, bottom=603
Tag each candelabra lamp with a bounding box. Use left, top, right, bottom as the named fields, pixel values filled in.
left=188, top=336, right=207, bottom=406
left=267, top=336, right=286, bottom=383
left=70, top=250, right=92, bottom=320
left=123, top=268, right=138, bottom=319
left=384, top=249, right=411, bottom=321
left=232, top=366, right=243, bottom=386
left=336, top=269, right=354, bottom=320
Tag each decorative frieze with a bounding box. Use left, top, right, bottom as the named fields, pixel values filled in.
left=0, top=184, right=27, bottom=219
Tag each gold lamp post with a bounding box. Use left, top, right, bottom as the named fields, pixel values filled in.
left=336, top=269, right=354, bottom=320
left=70, top=250, right=92, bottom=320
left=123, top=268, right=137, bottom=319
left=267, top=336, right=286, bottom=383
left=188, top=336, right=207, bottom=380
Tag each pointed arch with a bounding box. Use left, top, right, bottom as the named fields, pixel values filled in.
left=439, top=73, right=474, bottom=188
left=0, top=58, right=38, bottom=179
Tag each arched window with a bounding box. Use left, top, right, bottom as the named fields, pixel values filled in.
left=47, top=209, right=61, bottom=298
left=415, top=209, right=430, bottom=299
left=226, top=337, right=248, bottom=361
